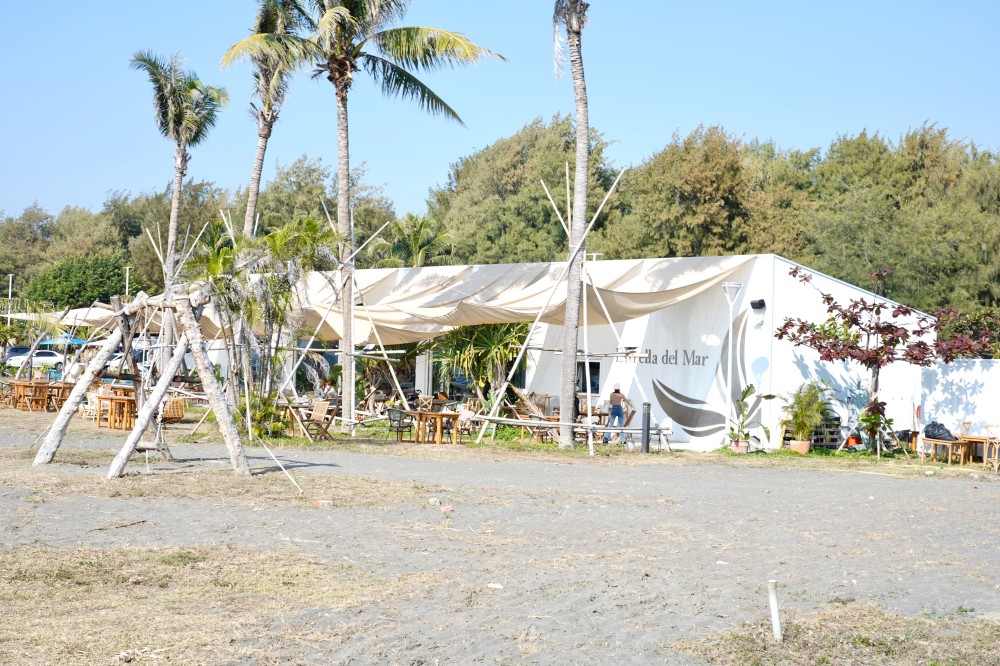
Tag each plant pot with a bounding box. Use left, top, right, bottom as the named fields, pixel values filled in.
left=731, top=440, right=750, bottom=454
left=789, top=439, right=811, bottom=455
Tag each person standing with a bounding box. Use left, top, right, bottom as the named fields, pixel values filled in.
left=603, top=383, right=632, bottom=443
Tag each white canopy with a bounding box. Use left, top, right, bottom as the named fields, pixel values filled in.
left=294, top=255, right=754, bottom=345
left=12, top=256, right=756, bottom=346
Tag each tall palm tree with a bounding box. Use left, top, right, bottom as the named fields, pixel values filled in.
left=223, top=0, right=310, bottom=237
left=225, top=0, right=502, bottom=427
left=130, top=52, right=228, bottom=290
left=553, top=0, right=590, bottom=448
left=367, top=213, right=453, bottom=268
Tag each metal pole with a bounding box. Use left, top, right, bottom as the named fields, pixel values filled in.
left=6, top=274, right=12, bottom=326
left=642, top=402, right=651, bottom=453
left=125, top=266, right=131, bottom=297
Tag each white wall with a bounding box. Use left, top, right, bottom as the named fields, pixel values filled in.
left=921, top=360, right=1000, bottom=434
left=525, top=255, right=927, bottom=450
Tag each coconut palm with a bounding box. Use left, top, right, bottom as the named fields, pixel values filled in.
left=225, top=0, right=502, bottom=427
left=130, top=52, right=228, bottom=290
left=435, top=323, right=529, bottom=404
left=553, top=0, right=590, bottom=448
left=223, top=0, right=310, bottom=237
left=367, top=213, right=453, bottom=268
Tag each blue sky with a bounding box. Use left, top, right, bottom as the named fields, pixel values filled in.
left=3, top=1, right=999, bottom=220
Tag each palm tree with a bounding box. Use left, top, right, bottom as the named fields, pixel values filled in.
left=130, top=52, right=228, bottom=290
left=367, top=213, right=453, bottom=268
left=435, top=323, right=528, bottom=404
left=553, top=0, right=590, bottom=448
left=225, top=0, right=502, bottom=427
left=223, top=0, right=310, bottom=237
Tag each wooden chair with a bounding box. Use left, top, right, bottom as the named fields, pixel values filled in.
left=417, top=395, right=434, bottom=411
left=515, top=412, right=552, bottom=444
left=48, top=383, right=73, bottom=411
left=81, top=392, right=98, bottom=421
left=985, top=425, right=1000, bottom=473
left=25, top=382, right=49, bottom=412
left=452, top=409, right=477, bottom=443
left=301, top=400, right=334, bottom=441
left=385, top=408, right=413, bottom=442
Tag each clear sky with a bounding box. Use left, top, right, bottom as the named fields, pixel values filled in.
left=3, top=1, right=999, bottom=220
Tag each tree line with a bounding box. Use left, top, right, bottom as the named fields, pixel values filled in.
left=4, top=118, right=1000, bottom=318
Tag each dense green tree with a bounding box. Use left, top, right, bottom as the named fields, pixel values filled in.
left=602, top=126, right=751, bottom=259
left=47, top=207, right=120, bottom=264
left=0, top=204, right=55, bottom=290
left=429, top=116, right=617, bottom=264
left=24, top=252, right=130, bottom=308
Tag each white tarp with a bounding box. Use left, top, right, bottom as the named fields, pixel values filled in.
left=294, top=256, right=754, bottom=345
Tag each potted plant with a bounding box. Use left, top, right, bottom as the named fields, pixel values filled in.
left=781, top=382, right=831, bottom=455
left=728, top=384, right=775, bottom=453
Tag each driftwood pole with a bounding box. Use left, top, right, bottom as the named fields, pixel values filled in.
left=34, top=294, right=150, bottom=465
left=175, top=293, right=251, bottom=476
left=107, top=335, right=189, bottom=479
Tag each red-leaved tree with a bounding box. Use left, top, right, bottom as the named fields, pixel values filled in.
left=775, top=268, right=986, bottom=456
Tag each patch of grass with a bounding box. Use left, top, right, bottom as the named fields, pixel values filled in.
left=675, top=602, right=998, bottom=665
left=0, top=545, right=438, bottom=664
left=0, top=448, right=465, bottom=508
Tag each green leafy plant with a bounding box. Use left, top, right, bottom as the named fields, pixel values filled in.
left=239, top=391, right=289, bottom=439
left=782, top=382, right=832, bottom=441
left=728, top=384, right=775, bottom=445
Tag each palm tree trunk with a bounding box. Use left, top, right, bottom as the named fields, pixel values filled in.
left=243, top=119, right=272, bottom=237
left=335, top=83, right=355, bottom=430
left=166, top=144, right=187, bottom=288
left=559, top=13, right=590, bottom=449
left=160, top=144, right=188, bottom=358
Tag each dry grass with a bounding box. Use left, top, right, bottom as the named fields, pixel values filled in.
left=0, top=545, right=438, bottom=665
left=0, top=447, right=464, bottom=508
left=675, top=601, right=998, bottom=665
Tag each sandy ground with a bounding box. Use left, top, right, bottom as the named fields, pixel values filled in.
left=2, top=409, right=1000, bottom=664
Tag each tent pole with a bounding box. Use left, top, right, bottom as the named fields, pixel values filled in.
left=473, top=168, right=626, bottom=444
left=584, top=264, right=670, bottom=451
left=582, top=266, right=594, bottom=456
left=352, top=274, right=411, bottom=414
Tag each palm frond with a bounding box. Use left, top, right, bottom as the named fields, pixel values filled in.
left=359, top=54, right=461, bottom=123
left=373, top=26, right=504, bottom=71
left=316, top=6, right=358, bottom=52
left=552, top=0, right=589, bottom=77
left=222, top=33, right=316, bottom=70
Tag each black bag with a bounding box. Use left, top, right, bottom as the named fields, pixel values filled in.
left=924, top=422, right=957, bottom=441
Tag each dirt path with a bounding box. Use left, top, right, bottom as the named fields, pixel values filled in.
left=2, top=410, right=999, bottom=664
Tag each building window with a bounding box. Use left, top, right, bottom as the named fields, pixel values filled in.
left=576, top=361, right=600, bottom=394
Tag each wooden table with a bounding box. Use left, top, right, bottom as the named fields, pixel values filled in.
left=959, top=434, right=992, bottom=465
left=96, top=394, right=137, bottom=430
left=285, top=403, right=315, bottom=437
left=924, top=437, right=970, bottom=465
left=407, top=410, right=459, bottom=444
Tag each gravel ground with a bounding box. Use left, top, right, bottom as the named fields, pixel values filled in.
left=2, top=409, right=999, bottom=664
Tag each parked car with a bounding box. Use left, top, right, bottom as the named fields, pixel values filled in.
left=6, top=349, right=64, bottom=370
left=3, top=346, right=30, bottom=363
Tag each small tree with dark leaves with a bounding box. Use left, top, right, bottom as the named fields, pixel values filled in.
left=775, top=267, right=986, bottom=457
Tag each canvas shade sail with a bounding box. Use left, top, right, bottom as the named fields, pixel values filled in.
left=290, top=256, right=754, bottom=345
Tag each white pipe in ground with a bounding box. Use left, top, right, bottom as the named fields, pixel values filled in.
left=768, top=579, right=783, bottom=642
